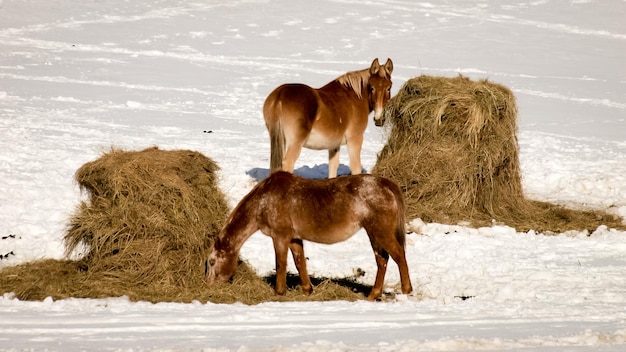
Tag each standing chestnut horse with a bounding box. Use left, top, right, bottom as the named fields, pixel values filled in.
left=263, top=58, right=394, bottom=178
left=206, top=171, right=413, bottom=301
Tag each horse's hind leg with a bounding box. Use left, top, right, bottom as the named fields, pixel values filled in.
left=346, top=134, right=363, bottom=175
left=289, top=239, right=313, bottom=295
left=283, top=140, right=304, bottom=173
left=382, top=237, right=413, bottom=295
left=388, top=246, right=413, bottom=295
left=369, top=247, right=389, bottom=301
left=367, top=225, right=413, bottom=299
left=272, top=237, right=290, bottom=295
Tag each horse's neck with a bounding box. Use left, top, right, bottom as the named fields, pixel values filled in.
left=219, top=205, right=258, bottom=255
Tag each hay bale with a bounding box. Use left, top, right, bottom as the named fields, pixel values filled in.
left=0, top=147, right=365, bottom=303
left=64, top=147, right=228, bottom=290
left=373, top=75, right=623, bottom=232
left=1, top=147, right=235, bottom=303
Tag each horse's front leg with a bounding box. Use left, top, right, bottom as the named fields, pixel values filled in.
left=346, top=134, right=363, bottom=175
left=272, top=238, right=290, bottom=295
left=328, top=147, right=340, bottom=178
left=369, top=248, right=389, bottom=301
left=289, top=239, right=312, bottom=295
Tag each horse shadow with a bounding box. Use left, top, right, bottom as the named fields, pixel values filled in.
left=246, top=164, right=366, bottom=182
left=262, top=272, right=373, bottom=298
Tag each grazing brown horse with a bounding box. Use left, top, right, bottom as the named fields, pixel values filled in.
left=263, top=58, right=394, bottom=178
left=206, top=171, right=413, bottom=301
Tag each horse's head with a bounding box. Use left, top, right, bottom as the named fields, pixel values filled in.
left=206, top=237, right=238, bottom=286
left=368, top=58, right=393, bottom=126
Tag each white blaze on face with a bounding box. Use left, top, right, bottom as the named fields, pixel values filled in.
left=206, top=250, right=219, bottom=284
left=370, top=76, right=391, bottom=127
left=373, top=102, right=384, bottom=121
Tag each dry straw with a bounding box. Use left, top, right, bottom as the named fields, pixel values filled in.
left=0, top=147, right=363, bottom=303
left=373, top=75, right=623, bottom=232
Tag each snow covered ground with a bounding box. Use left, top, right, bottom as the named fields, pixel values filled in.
left=1, top=0, right=625, bottom=350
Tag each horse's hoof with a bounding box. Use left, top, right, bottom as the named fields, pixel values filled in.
left=367, top=291, right=382, bottom=301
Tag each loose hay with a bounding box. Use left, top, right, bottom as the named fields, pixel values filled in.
left=373, top=75, right=623, bottom=232
left=0, top=147, right=363, bottom=303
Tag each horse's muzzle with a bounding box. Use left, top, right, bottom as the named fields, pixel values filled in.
left=373, top=108, right=386, bottom=126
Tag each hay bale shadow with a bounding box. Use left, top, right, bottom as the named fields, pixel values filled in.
left=373, top=75, right=623, bottom=232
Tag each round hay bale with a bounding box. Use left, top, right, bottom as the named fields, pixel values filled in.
left=373, top=75, right=623, bottom=232
left=59, top=147, right=232, bottom=301
left=65, top=147, right=229, bottom=289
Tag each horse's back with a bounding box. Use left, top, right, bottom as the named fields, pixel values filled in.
left=264, top=172, right=401, bottom=210
left=257, top=172, right=403, bottom=244
left=263, top=83, right=319, bottom=124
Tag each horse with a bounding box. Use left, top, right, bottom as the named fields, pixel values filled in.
left=263, top=58, right=394, bottom=178
left=206, top=171, right=413, bottom=301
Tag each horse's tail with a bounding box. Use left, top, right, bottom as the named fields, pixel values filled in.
left=264, top=96, right=285, bottom=174
left=269, top=114, right=284, bottom=173
left=394, top=185, right=407, bottom=247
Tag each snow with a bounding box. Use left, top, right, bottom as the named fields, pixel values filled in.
left=1, top=0, right=625, bottom=350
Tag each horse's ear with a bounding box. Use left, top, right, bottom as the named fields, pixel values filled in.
left=370, top=58, right=381, bottom=75
left=383, top=58, right=393, bottom=75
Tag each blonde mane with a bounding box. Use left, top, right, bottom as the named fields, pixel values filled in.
left=336, top=68, right=370, bottom=99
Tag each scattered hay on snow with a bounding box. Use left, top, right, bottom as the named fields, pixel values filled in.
left=373, top=75, right=623, bottom=232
